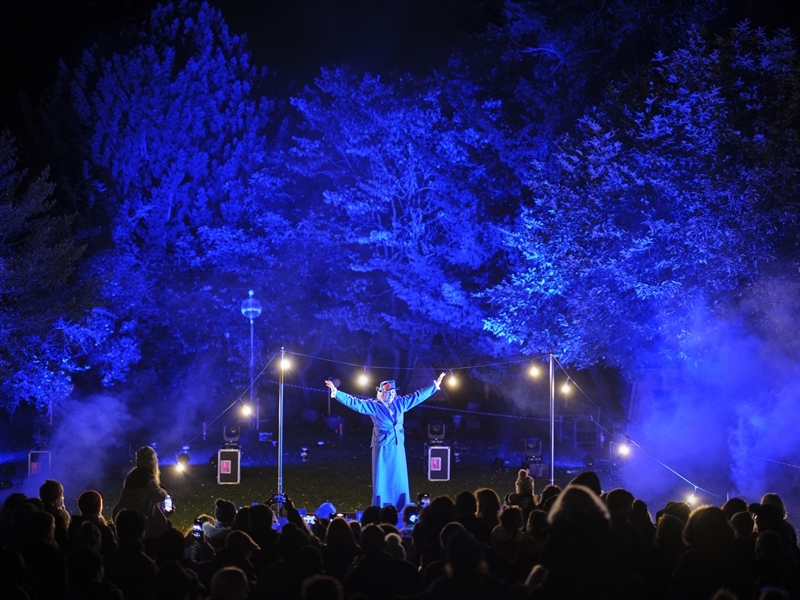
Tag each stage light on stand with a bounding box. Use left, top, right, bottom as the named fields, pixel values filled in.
left=427, top=421, right=445, bottom=443
left=223, top=424, right=241, bottom=448
left=525, top=438, right=543, bottom=462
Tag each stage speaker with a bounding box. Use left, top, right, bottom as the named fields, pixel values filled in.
left=217, top=449, right=240, bottom=484
left=427, top=445, right=450, bottom=481
left=28, top=451, right=51, bottom=477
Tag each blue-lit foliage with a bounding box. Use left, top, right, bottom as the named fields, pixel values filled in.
left=71, top=0, right=281, bottom=382
left=289, top=67, right=510, bottom=360
left=483, top=23, right=800, bottom=374
left=3, top=0, right=799, bottom=418
left=0, top=133, right=85, bottom=411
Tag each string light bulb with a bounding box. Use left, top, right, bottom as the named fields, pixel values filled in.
left=447, top=370, right=457, bottom=387
left=529, top=364, right=540, bottom=378
left=280, top=357, right=291, bottom=370
left=618, top=443, right=630, bottom=456
left=358, top=367, right=369, bottom=387
left=241, top=404, right=252, bottom=417
left=561, top=379, right=571, bottom=394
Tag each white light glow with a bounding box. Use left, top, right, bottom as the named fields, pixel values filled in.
left=618, top=444, right=630, bottom=456
left=358, top=373, right=369, bottom=386
left=529, top=365, right=540, bottom=378
left=241, top=404, right=252, bottom=417
left=280, top=358, right=291, bottom=370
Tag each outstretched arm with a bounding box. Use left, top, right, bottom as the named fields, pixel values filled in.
left=325, top=380, right=376, bottom=416
left=433, top=372, right=445, bottom=391
left=324, top=380, right=338, bottom=397
left=400, top=372, right=447, bottom=411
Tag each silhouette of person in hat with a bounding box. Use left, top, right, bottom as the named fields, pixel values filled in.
left=325, top=373, right=445, bottom=510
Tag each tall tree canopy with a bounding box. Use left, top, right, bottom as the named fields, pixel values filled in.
left=0, top=133, right=88, bottom=411
left=71, top=0, right=281, bottom=382
left=482, top=23, right=800, bottom=374
left=2, top=0, right=798, bottom=415
left=288, top=67, right=512, bottom=364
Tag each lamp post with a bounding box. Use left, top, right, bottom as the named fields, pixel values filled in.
left=549, top=350, right=555, bottom=486
left=241, top=290, right=262, bottom=429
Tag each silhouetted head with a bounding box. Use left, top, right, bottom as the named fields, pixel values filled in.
left=683, top=506, right=733, bottom=550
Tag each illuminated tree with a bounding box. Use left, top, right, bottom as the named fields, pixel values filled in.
left=483, top=23, right=800, bottom=374
left=0, top=133, right=85, bottom=411
left=288, top=67, right=514, bottom=364
left=71, top=0, right=281, bottom=380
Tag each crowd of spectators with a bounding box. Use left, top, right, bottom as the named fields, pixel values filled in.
left=0, top=454, right=797, bottom=599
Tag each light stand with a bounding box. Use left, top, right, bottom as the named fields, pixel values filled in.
left=277, top=347, right=286, bottom=498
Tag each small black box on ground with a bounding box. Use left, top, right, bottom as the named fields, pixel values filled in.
left=426, top=445, right=450, bottom=481
left=217, top=449, right=240, bottom=484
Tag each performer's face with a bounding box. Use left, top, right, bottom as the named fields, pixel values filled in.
left=377, top=389, right=396, bottom=403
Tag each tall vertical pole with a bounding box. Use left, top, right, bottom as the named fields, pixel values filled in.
left=249, top=317, right=256, bottom=429
left=241, top=290, right=261, bottom=429
left=549, top=350, right=555, bottom=486
left=278, top=347, right=285, bottom=496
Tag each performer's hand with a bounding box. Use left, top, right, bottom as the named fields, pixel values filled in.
left=434, top=372, right=446, bottom=390
left=324, top=380, right=338, bottom=398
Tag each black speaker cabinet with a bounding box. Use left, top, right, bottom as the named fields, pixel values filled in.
left=426, top=445, right=450, bottom=481
left=217, top=449, right=240, bottom=484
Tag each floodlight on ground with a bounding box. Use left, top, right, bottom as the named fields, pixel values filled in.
left=175, top=452, right=190, bottom=473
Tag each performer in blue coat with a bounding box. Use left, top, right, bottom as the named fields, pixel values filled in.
left=325, top=373, right=445, bottom=510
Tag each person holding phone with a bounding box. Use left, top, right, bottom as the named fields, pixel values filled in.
left=112, top=445, right=170, bottom=552
left=325, top=373, right=445, bottom=511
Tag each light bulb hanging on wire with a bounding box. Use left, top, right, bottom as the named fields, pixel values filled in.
left=358, top=367, right=369, bottom=387
left=447, top=370, right=457, bottom=387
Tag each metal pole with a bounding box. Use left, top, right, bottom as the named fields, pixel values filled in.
left=549, top=350, right=555, bottom=486
left=278, top=347, right=285, bottom=496
left=250, top=317, right=256, bottom=429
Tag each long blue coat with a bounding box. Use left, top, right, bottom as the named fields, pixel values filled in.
left=334, top=384, right=437, bottom=510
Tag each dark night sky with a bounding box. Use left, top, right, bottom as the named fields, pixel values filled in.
left=0, top=0, right=493, bottom=130
left=2, top=0, right=798, bottom=130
